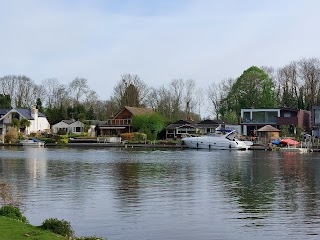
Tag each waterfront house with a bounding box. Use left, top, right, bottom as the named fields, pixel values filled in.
left=312, top=106, right=320, bottom=137
left=98, top=106, right=154, bottom=136
left=240, top=108, right=311, bottom=136
left=165, top=119, right=196, bottom=139
left=0, top=106, right=50, bottom=136
left=51, top=120, right=85, bottom=135
left=165, top=119, right=239, bottom=139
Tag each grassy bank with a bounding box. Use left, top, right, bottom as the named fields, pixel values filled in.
left=0, top=216, right=66, bottom=240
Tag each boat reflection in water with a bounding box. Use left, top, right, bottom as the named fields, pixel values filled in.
left=182, top=130, right=252, bottom=150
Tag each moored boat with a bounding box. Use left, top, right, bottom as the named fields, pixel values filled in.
left=20, top=138, right=45, bottom=147
left=182, top=131, right=251, bottom=150
left=280, top=138, right=300, bottom=146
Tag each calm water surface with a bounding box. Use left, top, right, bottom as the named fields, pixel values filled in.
left=1, top=146, right=320, bottom=240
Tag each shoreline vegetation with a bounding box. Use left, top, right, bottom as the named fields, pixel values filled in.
left=0, top=206, right=105, bottom=240
left=0, top=182, right=106, bottom=240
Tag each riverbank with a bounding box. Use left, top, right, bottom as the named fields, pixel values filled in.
left=0, top=216, right=66, bottom=240
left=2, top=141, right=319, bottom=152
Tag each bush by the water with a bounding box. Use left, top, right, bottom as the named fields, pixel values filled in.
left=120, top=132, right=147, bottom=141
left=41, top=218, right=74, bottom=238
left=0, top=205, right=27, bottom=222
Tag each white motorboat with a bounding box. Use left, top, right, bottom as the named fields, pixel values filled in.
left=182, top=131, right=251, bottom=150
left=20, top=138, right=45, bottom=147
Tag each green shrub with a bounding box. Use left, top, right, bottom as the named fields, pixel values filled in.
left=29, top=132, right=37, bottom=137
left=134, top=132, right=147, bottom=141
left=0, top=205, right=27, bottom=222
left=57, top=128, right=67, bottom=135
left=59, top=135, right=69, bottom=144
left=39, top=138, right=55, bottom=143
left=41, top=218, right=74, bottom=237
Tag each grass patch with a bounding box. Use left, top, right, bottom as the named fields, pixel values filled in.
left=0, top=216, right=67, bottom=240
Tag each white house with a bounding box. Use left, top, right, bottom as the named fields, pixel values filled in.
left=0, top=106, right=50, bottom=136
left=52, top=120, right=85, bottom=135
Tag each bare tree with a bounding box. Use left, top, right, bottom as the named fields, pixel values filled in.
left=183, top=79, right=196, bottom=118
left=276, top=61, right=300, bottom=108
left=195, top=88, right=204, bottom=118
left=113, top=74, right=150, bottom=109
left=68, top=77, right=90, bottom=105
left=0, top=75, right=15, bottom=102
left=41, top=78, right=69, bottom=108
left=207, top=82, right=221, bottom=119
left=298, top=58, right=320, bottom=110
left=0, top=75, right=39, bottom=108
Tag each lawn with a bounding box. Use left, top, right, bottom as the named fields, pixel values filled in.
left=0, top=216, right=67, bottom=240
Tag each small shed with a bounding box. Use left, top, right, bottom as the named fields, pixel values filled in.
left=257, top=125, right=281, bottom=145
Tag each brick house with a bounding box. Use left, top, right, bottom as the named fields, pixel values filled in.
left=98, top=106, right=154, bottom=136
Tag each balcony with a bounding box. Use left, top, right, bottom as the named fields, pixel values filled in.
left=106, top=119, right=132, bottom=125
left=241, top=118, right=277, bottom=124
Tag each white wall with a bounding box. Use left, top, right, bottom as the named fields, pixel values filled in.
left=52, top=122, right=69, bottom=134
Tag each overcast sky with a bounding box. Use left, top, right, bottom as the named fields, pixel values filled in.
left=1, top=0, right=320, bottom=116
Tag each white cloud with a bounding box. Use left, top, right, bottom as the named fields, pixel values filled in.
left=1, top=0, right=320, bottom=116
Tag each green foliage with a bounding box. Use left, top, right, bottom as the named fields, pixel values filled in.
left=45, top=105, right=68, bottom=125
left=36, top=98, right=44, bottom=113
left=224, top=66, right=277, bottom=116
left=57, top=128, right=67, bottom=135
left=39, top=138, right=55, bottom=143
left=223, top=111, right=239, bottom=125
left=134, top=132, right=147, bottom=141
left=59, top=135, right=69, bottom=144
left=0, top=206, right=27, bottom=223
left=132, top=113, right=166, bottom=140
left=280, top=125, right=289, bottom=137
left=41, top=218, right=74, bottom=238
left=0, top=94, right=11, bottom=108
left=122, top=83, right=139, bottom=107
left=20, top=118, right=31, bottom=128
left=0, top=216, right=66, bottom=239
left=11, top=118, right=20, bottom=128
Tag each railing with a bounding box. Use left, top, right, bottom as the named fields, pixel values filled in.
left=241, top=118, right=277, bottom=124
left=106, top=119, right=132, bottom=125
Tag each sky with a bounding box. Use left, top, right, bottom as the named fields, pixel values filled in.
left=1, top=0, right=320, bottom=117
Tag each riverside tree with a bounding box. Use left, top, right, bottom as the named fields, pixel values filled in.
left=113, top=74, right=150, bottom=110
left=222, top=66, right=277, bottom=119
left=132, top=113, right=167, bottom=140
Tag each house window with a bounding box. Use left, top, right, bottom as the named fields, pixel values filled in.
left=243, top=112, right=250, bottom=122
left=315, top=109, right=320, bottom=125
left=284, top=112, right=291, bottom=117
left=75, top=127, right=82, bottom=132
left=266, top=111, right=278, bottom=123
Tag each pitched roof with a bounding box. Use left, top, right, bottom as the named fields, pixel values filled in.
left=0, top=108, right=46, bottom=120
left=124, top=106, right=154, bottom=115
left=62, top=119, right=76, bottom=124
left=257, top=125, right=281, bottom=132
left=113, top=106, right=154, bottom=119
left=165, top=119, right=196, bottom=130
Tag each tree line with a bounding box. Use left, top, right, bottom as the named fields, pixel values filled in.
left=0, top=74, right=203, bottom=125
left=1, top=57, right=319, bottom=125
left=209, top=57, right=320, bottom=123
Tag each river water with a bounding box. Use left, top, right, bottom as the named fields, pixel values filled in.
left=1, top=146, right=320, bottom=240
